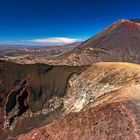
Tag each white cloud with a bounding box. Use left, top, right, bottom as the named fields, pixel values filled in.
left=30, top=37, right=80, bottom=45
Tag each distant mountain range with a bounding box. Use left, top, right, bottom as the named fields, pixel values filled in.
left=0, top=42, right=81, bottom=58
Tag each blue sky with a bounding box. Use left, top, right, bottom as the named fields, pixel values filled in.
left=0, top=0, right=140, bottom=45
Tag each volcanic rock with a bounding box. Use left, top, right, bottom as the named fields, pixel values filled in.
left=16, top=62, right=140, bottom=140
left=0, top=61, right=140, bottom=139
left=0, top=61, right=85, bottom=139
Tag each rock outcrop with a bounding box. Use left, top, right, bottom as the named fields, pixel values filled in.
left=0, top=61, right=140, bottom=139
left=17, top=63, right=140, bottom=140
left=0, top=61, right=85, bottom=139
left=17, top=85, right=140, bottom=140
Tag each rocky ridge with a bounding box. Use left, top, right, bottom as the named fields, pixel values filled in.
left=16, top=62, right=140, bottom=140
left=0, top=61, right=140, bottom=139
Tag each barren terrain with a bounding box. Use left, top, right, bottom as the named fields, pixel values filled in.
left=1, top=19, right=140, bottom=140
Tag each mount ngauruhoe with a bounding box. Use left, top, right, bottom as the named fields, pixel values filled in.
left=44, top=19, right=140, bottom=65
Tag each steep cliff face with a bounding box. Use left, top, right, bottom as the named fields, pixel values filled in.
left=16, top=63, right=140, bottom=140
left=0, top=61, right=86, bottom=139
left=1, top=61, right=140, bottom=139
left=17, top=85, right=140, bottom=140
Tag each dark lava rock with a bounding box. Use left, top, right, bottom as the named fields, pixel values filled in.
left=0, top=61, right=86, bottom=139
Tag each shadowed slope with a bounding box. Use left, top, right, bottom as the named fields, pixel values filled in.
left=0, top=61, right=85, bottom=139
